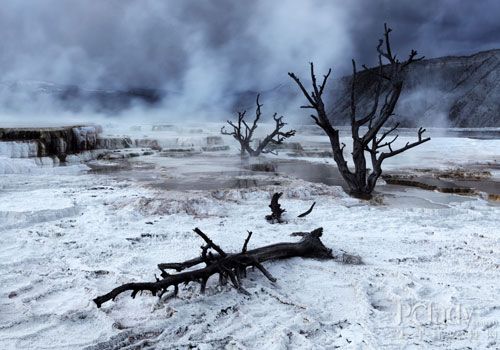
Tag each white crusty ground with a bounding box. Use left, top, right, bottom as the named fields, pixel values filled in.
left=0, top=127, right=499, bottom=349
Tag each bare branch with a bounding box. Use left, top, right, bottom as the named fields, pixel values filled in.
left=297, top=202, right=316, bottom=218
left=193, top=228, right=227, bottom=258
left=377, top=123, right=400, bottom=145
left=350, top=59, right=357, bottom=125
left=380, top=135, right=398, bottom=152
left=378, top=127, right=430, bottom=161
left=318, top=69, right=332, bottom=96
left=310, top=62, right=320, bottom=99
left=248, top=94, right=263, bottom=139
left=220, top=125, right=231, bottom=136
left=256, top=114, right=296, bottom=155
left=310, top=114, right=320, bottom=126
left=380, top=23, right=395, bottom=64
left=241, top=231, right=253, bottom=253
left=288, top=72, right=316, bottom=107
left=402, top=49, right=425, bottom=68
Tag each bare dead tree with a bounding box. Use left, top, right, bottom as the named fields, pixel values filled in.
left=93, top=227, right=332, bottom=308
left=288, top=24, right=430, bottom=199
left=221, top=94, right=296, bottom=157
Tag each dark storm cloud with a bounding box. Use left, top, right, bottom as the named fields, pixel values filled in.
left=0, top=0, right=498, bottom=118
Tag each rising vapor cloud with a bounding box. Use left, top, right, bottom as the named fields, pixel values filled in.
left=0, top=0, right=499, bottom=121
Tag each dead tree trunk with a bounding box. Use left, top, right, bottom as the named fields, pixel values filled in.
left=288, top=23, right=430, bottom=199
left=93, top=227, right=332, bottom=308
left=221, top=94, right=296, bottom=157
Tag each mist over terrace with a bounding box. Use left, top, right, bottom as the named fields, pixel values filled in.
left=0, top=0, right=500, bottom=125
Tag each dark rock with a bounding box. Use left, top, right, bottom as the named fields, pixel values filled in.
left=206, top=136, right=224, bottom=145
left=329, top=49, right=500, bottom=127
left=201, top=145, right=230, bottom=152
left=0, top=125, right=102, bottom=160
left=232, top=49, right=500, bottom=128
left=97, top=137, right=133, bottom=149
left=134, top=138, right=161, bottom=150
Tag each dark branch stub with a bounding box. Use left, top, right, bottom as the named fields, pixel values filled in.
left=288, top=23, right=430, bottom=199
left=221, top=94, right=296, bottom=157
left=266, top=193, right=316, bottom=222
left=93, top=227, right=333, bottom=308
left=266, top=192, right=286, bottom=223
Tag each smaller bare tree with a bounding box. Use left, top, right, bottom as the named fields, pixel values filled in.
left=288, top=24, right=430, bottom=198
left=221, top=94, right=296, bottom=157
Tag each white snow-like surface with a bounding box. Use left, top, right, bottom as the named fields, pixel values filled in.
left=0, top=156, right=89, bottom=175
left=0, top=141, right=38, bottom=158
left=0, top=188, right=74, bottom=212
left=0, top=124, right=498, bottom=349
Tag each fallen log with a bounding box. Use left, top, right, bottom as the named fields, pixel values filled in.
left=93, top=227, right=332, bottom=308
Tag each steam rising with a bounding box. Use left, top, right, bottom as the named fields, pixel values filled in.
left=0, top=0, right=498, bottom=123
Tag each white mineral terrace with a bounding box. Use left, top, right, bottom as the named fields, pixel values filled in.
left=0, top=122, right=498, bottom=349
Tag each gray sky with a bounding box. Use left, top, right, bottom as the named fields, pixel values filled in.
left=0, top=0, right=499, bottom=94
